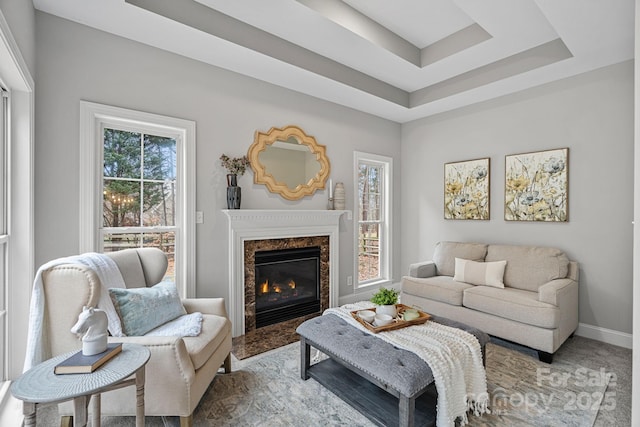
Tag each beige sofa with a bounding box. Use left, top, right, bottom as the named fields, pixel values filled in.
left=401, top=241, right=579, bottom=363
left=39, top=248, right=232, bottom=426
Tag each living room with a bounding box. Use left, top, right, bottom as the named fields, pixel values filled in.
left=0, top=0, right=637, bottom=426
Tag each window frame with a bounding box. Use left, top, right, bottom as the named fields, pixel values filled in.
left=0, top=88, right=7, bottom=382
left=79, top=102, right=196, bottom=297
left=353, top=151, right=392, bottom=289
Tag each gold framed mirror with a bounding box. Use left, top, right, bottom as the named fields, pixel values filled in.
left=248, top=125, right=330, bottom=201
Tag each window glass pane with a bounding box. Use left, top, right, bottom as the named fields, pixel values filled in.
left=143, top=181, right=175, bottom=226
left=103, top=129, right=141, bottom=179
left=143, top=135, right=176, bottom=181
left=142, top=135, right=176, bottom=227
left=358, top=163, right=383, bottom=221
left=103, top=178, right=140, bottom=227
left=358, top=223, right=380, bottom=282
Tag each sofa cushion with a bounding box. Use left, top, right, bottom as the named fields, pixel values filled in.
left=433, top=241, right=488, bottom=277
left=183, top=314, right=231, bottom=370
left=485, top=245, right=569, bottom=292
left=401, top=275, right=474, bottom=306
left=453, top=258, right=507, bottom=288
left=463, top=286, right=560, bottom=329
left=109, top=281, right=187, bottom=336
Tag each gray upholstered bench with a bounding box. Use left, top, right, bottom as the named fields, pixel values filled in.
left=296, top=313, right=490, bottom=427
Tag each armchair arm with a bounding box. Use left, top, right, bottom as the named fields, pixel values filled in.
left=181, top=297, right=228, bottom=318
left=408, top=260, right=436, bottom=278
left=109, top=335, right=195, bottom=384
left=538, top=278, right=577, bottom=306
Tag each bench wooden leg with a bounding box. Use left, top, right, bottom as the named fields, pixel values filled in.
left=300, top=337, right=311, bottom=380
left=399, top=395, right=415, bottom=427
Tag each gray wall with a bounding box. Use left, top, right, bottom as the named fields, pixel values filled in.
left=34, top=12, right=401, bottom=302
left=401, top=61, right=634, bottom=334
left=0, top=0, right=35, bottom=73
left=35, top=11, right=633, bottom=336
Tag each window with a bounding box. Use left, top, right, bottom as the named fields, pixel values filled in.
left=0, top=88, right=7, bottom=381
left=80, top=102, right=195, bottom=296
left=354, top=152, right=392, bottom=288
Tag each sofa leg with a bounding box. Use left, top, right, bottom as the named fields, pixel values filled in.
left=180, top=414, right=193, bottom=427
left=538, top=351, right=553, bottom=364
left=60, top=416, right=73, bottom=427
left=223, top=353, right=232, bottom=373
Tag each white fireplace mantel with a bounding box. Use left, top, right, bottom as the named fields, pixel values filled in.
left=223, top=209, right=350, bottom=337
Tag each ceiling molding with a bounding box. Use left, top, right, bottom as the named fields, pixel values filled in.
left=33, top=0, right=634, bottom=123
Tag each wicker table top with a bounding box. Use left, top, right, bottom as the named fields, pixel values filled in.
left=11, top=343, right=150, bottom=404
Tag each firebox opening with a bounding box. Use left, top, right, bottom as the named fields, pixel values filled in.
left=255, top=246, right=321, bottom=328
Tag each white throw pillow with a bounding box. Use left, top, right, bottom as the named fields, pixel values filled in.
left=453, top=258, right=507, bottom=288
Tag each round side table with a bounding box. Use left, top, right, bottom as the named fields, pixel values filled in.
left=11, top=343, right=150, bottom=427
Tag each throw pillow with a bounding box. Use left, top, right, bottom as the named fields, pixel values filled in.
left=108, top=281, right=186, bottom=336
left=453, top=258, right=507, bottom=288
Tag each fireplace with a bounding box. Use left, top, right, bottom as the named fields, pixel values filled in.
left=254, top=246, right=321, bottom=328
left=224, top=209, right=347, bottom=337
left=243, top=235, right=330, bottom=334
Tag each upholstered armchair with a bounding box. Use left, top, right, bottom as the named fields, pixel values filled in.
left=37, top=248, right=232, bottom=427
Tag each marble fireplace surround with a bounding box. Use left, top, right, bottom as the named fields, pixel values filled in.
left=223, top=209, right=349, bottom=337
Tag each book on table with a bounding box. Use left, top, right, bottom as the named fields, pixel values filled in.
left=54, top=343, right=122, bottom=374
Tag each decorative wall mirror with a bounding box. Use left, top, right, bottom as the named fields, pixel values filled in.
left=248, top=125, right=331, bottom=201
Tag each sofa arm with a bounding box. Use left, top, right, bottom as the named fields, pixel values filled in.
left=182, top=297, right=229, bottom=318
left=408, top=260, right=436, bottom=278
left=538, top=278, right=577, bottom=306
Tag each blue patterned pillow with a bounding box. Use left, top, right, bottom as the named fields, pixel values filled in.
left=108, top=281, right=186, bottom=336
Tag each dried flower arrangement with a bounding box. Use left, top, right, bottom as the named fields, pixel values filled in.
left=219, top=154, right=250, bottom=176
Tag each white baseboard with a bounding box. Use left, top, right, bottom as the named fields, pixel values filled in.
left=575, top=323, right=632, bottom=349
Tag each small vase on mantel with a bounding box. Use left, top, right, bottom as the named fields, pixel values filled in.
left=333, top=182, right=346, bottom=210
left=226, top=174, right=241, bottom=209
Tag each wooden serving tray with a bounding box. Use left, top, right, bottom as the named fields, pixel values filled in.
left=350, top=304, right=431, bottom=333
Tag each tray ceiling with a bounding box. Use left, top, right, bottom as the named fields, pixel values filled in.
left=33, top=0, right=634, bottom=123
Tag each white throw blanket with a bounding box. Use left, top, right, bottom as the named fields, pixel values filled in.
left=146, top=312, right=203, bottom=337
left=324, top=302, right=489, bottom=427
left=24, top=253, right=126, bottom=371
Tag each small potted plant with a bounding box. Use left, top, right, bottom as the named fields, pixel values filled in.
left=371, top=287, right=399, bottom=317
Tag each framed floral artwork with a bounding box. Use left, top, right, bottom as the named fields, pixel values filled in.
left=505, top=148, right=568, bottom=222
left=444, top=158, right=490, bottom=220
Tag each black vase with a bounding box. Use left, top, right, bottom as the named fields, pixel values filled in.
left=226, top=174, right=241, bottom=209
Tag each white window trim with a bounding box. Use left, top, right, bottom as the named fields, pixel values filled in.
left=79, top=102, right=196, bottom=298
left=0, top=7, right=35, bottom=424
left=353, top=151, right=392, bottom=289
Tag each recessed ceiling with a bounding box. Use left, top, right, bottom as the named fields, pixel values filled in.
left=33, top=0, right=634, bottom=123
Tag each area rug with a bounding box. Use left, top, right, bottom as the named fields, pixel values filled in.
left=37, top=340, right=609, bottom=426
left=196, top=341, right=608, bottom=426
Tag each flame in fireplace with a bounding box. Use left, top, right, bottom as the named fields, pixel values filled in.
left=258, top=279, right=296, bottom=296
left=260, top=280, right=269, bottom=295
